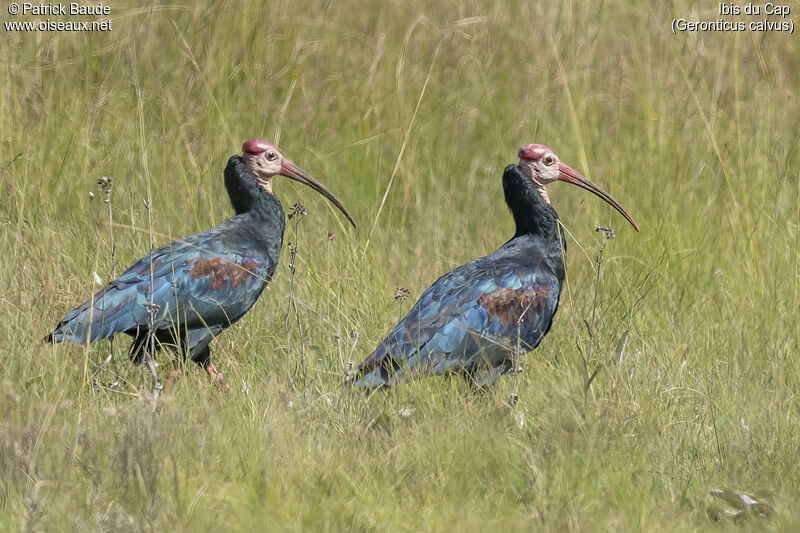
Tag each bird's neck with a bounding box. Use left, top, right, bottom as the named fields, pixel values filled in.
left=224, top=156, right=284, bottom=220
left=502, top=164, right=560, bottom=240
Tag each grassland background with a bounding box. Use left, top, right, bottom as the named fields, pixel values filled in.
left=1, top=0, right=799, bottom=530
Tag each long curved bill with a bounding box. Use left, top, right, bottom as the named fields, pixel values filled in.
left=557, top=163, right=639, bottom=232
left=279, top=159, right=357, bottom=228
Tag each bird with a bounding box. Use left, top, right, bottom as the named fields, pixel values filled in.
left=47, top=139, right=356, bottom=383
left=353, top=143, right=638, bottom=389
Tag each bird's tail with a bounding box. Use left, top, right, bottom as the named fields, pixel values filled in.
left=350, top=366, right=391, bottom=389
left=45, top=284, right=137, bottom=345
left=45, top=313, right=109, bottom=345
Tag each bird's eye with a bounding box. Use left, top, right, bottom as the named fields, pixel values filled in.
left=543, top=155, right=555, bottom=166
left=266, top=151, right=277, bottom=161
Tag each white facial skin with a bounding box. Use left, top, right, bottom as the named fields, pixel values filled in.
left=244, top=148, right=282, bottom=194
left=518, top=150, right=560, bottom=204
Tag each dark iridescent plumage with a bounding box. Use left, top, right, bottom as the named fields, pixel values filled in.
left=355, top=164, right=566, bottom=388
left=47, top=140, right=356, bottom=381
left=355, top=139, right=639, bottom=389
left=47, top=156, right=283, bottom=374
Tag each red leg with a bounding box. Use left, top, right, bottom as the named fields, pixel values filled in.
left=204, top=360, right=225, bottom=385
left=188, top=339, right=225, bottom=388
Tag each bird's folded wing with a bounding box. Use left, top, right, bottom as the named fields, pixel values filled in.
left=359, top=259, right=559, bottom=374
left=49, top=223, right=270, bottom=343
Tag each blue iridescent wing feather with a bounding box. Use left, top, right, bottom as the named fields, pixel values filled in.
left=49, top=217, right=271, bottom=345
left=356, top=238, right=561, bottom=387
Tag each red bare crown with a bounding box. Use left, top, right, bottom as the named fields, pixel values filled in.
left=518, top=143, right=554, bottom=161
left=242, top=139, right=276, bottom=155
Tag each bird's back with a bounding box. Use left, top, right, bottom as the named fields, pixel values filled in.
left=48, top=212, right=281, bottom=345
left=356, top=232, right=564, bottom=387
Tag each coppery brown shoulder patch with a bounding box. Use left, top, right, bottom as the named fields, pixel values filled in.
left=186, top=258, right=261, bottom=290
left=477, top=286, right=551, bottom=326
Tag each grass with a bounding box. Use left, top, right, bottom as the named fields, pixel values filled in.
left=1, top=0, right=799, bottom=530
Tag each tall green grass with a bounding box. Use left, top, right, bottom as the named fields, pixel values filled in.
left=1, top=0, right=799, bottom=529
